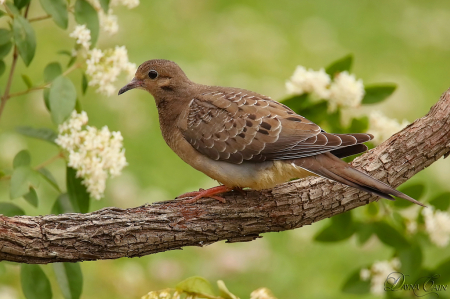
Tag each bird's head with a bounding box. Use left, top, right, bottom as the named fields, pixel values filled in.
left=118, top=59, right=191, bottom=98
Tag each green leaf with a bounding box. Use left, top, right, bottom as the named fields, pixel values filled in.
left=0, top=11, right=6, bottom=18
left=44, top=62, right=62, bottom=83
left=394, top=184, right=425, bottom=208
left=14, top=0, right=30, bottom=10
left=66, top=167, right=90, bottom=213
left=300, top=101, right=329, bottom=124
left=0, top=28, right=12, bottom=45
left=13, top=16, right=36, bottom=66
left=23, top=187, right=38, bottom=207
left=74, top=0, right=99, bottom=46
left=0, top=202, right=25, bottom=216
left=325, top=54, right=353, bottom=77
left=341, top=269, right=370, bottom=294
left=13, top=149, right=31, bottom=169
left=429, top=192, right=450, bottom=211
left=67, top=55, right=77, bottom=67
left=6, top=3, right=20, bottom=15
left=10, top=166, right=40, bottom=199
left=373, top=221, right=409, bottom=250
left=49, top=76, right=77, bottom=124
left=0, top=60, right=5, bottom=77
left=348, top=116, right=368, bottom=133
left=20, top=264, right=52, bottom=299
left=366, top=202, right=379, bottom=216
left=326, top=108, right=343, bottom=133
left=176, top=276, right=215, bottom=297
left=44, top=89, right=50, bottom=111
left=75, top=98, right=82, bottom=113
left=51, top=193, right=75, bottom=214
left=0, top=41, right=13, bottom=59
left=81, top=73, right=88, bottom=95
left=398, top=244, right=422, bottom=278
left=98, top=0, right=110, bottom=12
left=362, top=84, right=397, bottom=105
left=315, top=211, right=356, bottom=242
left=217, top=280, right=238, bottom=299
left=58, top=50, right=72, bottom=56
left=435, top=258, right=450, bottom=283
left=39, top=0, right=68, bottom=29
left=53, top=263, right=83, bottom=299
left=356, top=223, right=374, bottom=245
left=16, top=126, right=58, bottom=144
left=280, top=94, right=309, bottom=114
left=38, top=168, right=61, bottom=192
left=21, top=73, right=32, bottom=88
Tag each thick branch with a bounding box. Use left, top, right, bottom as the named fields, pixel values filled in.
left=2, top=90, right=450, bottom=264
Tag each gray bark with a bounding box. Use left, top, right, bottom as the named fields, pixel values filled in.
left=1, top=89, right=450, bottom=264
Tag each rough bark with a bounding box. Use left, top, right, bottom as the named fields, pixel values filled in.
left=1, top=90, right=450, bottom=264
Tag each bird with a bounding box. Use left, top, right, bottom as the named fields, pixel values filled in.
left=118, top=59, right=424, bottom=207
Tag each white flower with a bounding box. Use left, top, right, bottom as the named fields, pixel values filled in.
left=111, top=0, right=140, bottom=9
left=85, top=46, right=136, bottom=96
left=422, top=207, right=450, bottom=247
left=360, top=268, right=371, bottom=281
left=286, top=66, right=331, bottom=99
left=406, top=220, right=417, bottom=234
left=250, top=288, right=276, bottom=299
left=100, top=9, right=119, bottom=35
left=328, top=71, right=365, bottom=110
left=368, top=110, right=409, bottom=145
left=0, top=0, right=5, bottom=5
left=363, top=258, right=401, bottom=295
left=69, top=25, right=91, bottom=51
left=55, top=111, right=127, bottom=200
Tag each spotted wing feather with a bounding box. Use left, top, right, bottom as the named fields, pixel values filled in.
left=181, top=90, right=373, bottom=164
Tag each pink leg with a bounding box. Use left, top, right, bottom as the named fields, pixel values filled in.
left=177, top=185, right=232, bottom=204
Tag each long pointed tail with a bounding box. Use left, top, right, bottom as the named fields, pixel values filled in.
left=294, top=152, right=425, bottom=207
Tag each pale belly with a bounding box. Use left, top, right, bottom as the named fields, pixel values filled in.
left=163, top=127, right=316, bottom=190
left=194, top=158, right=316, bottom=190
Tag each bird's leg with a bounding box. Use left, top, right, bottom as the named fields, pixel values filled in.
left=177, top=185, right=233, bottom=204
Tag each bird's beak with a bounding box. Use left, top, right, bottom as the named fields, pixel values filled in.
left=118, top=77, right=144, bottom=95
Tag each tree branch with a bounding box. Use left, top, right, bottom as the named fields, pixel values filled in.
left=1, top=89, right=450, bottom=264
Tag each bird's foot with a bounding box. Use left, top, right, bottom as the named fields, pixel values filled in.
left=177, top=185, right=232, bottom=204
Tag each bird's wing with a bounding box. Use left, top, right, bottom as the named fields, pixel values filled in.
left=180, top=90, right=372, bottom=164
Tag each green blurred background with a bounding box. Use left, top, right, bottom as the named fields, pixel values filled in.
left=1, top=0, right=450, bottom=298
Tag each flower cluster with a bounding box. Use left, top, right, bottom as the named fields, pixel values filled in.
left=286, top=66, right=365, bottom=110
left=250, top=288, right=277, bottom=299
left=87, top=0, right=139, bottom=36
left=55, top=111, right=127, bottom=200
left=422, top=207, right=450, bottom=247
left=141, top=290, right=180, bottom=299
left=328, top=72, right=365, bottom=110
left=86, top=46, right=136, bottom=96
left=286, top=66, right=330, bottom=99
left=69, top=25, right=91, bottom=51
left=360, top=258, right=401, bottom=295
left=368, top=110, right=409, bottom=145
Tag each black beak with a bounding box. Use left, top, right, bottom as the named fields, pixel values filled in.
left=118, top=78, right=143, bottom=95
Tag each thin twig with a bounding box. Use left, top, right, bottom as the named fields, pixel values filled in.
left=5, top=63, right=82, bottom=101
left=0, top=46, right=19, bottom=120
left=0, top=152, right=64, bottom=181
left=0, top=3, right=32, bottom=121
left=29, top=14, right=51, bottom=22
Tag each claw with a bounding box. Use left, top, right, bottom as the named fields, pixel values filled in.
left=177, top=185, right=232, bottom=204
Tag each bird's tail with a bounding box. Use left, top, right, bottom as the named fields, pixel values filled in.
left=293, top=152, right=425, bottom=207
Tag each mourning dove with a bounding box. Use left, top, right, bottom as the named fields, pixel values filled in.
left=119, top=59, right=423, bottom=206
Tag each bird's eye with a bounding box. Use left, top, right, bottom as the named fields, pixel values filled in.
left=148, top=70, right=158, bottom=79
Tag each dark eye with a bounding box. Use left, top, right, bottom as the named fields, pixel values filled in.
left=148, top=70, right=158, bottom=79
